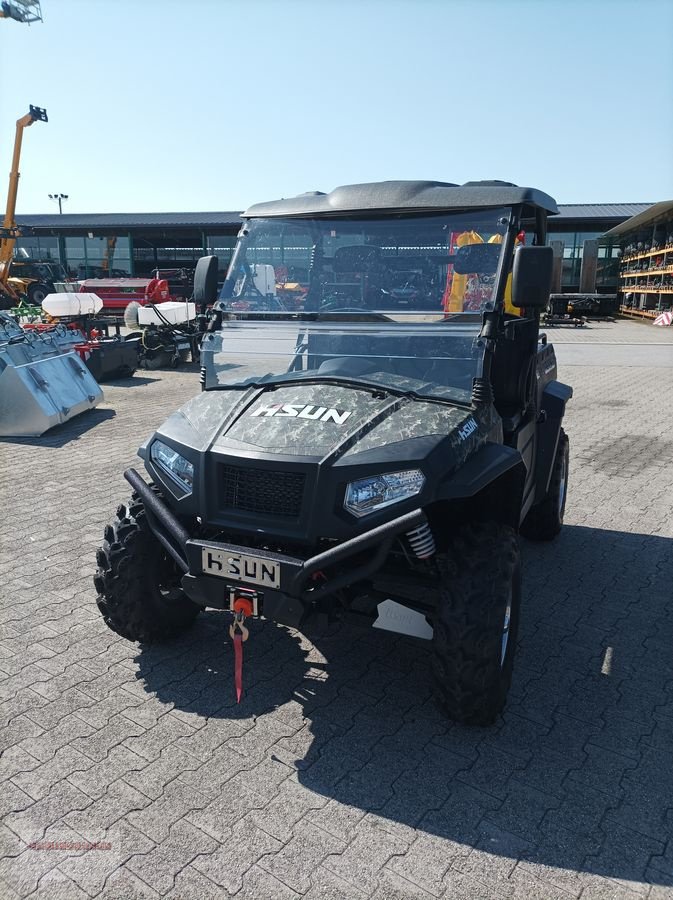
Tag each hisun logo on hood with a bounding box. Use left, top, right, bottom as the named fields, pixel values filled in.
left=251, top=403, right=353, bottom=425
left=458, top=417, right=478, bottom=440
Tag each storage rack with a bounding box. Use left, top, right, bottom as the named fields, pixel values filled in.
left=617, top=209, right=673, bottom=320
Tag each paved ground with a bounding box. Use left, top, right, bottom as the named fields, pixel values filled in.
left=1, top=319, right=672, bottom=899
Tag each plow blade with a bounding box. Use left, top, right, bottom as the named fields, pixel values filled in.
left=0, top=339, right=103, bottom=437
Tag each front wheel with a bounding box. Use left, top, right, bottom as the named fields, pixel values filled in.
left=432, top=521, right=521, bottom=725
left=94, top=491, right=200, bottom=642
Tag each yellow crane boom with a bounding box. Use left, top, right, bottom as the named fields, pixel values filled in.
left=0, top=105, right=48, bottom=305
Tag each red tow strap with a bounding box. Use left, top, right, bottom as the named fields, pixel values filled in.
left=233, top=633, right=244, bottom=703
left=230, top=597, right=253, bottom=703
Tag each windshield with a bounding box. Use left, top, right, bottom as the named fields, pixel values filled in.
left=208, top=209, right=510, bottom=403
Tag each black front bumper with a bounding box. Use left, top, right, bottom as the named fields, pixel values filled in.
left=125, top=468, right=426, bottom=628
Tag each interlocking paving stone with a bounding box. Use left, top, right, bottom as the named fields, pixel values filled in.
left=386, top=829, right=472, bottom=895
left=258, top=819, right=347, bottom=893
left=191, top=814, right=282, bottom=893
left=249, top=778, right=328, bottom=843
left=126, top=777, right=209, bottom=843
left=11, top=746, right=95, bottom=802
left=304, top=865, right=368, bottom=900
left=64, top=779, right=150, bottom=836
left=373, top=868, right=438, bottom=898
left=91, top=867, right=162, bottom=900
left=126, top=819, right=218, bottom=895
left=0, top=822, right=87, bottom=895
left=1, top=323, right=672, bottom=898
left=58, top=820, right=155, bottom=896
left=23, top=867, right=90, bottom=900
left=322, top=816, right=411, bottom=895
left=66, top=745, right=150, bottom=802
left=230, top=862, right=302, bottom=900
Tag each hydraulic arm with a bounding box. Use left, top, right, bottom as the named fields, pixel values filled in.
left=0, top=105, right=48, bottom=303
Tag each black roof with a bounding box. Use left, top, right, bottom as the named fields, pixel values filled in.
left=14, top=211, right=243, bottom=229
left=243, top=180, right=559, bottom=218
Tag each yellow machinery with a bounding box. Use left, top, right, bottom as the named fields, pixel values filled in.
left=0, top=105, right=48, bottom=309
left=0, top=102, right=104, bottom=437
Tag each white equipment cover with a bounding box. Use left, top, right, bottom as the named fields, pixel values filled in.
left=42, top=292, right=103, bottom=317
left=137, top=301, right=196, bottom=326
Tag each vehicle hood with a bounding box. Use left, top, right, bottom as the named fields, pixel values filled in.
left=153, top=382, right=501, bottom=464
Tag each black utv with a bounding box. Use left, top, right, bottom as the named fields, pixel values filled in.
left=94, top=181, right=572, bottom=725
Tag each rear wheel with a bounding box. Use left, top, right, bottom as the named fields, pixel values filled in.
left=432, top=521, right=521, bottom=725
left=94, top=491, right=199, bottom=642
left=520, top=428, right=569, bottom=541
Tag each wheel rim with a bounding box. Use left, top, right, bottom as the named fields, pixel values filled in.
left=501, top=592, right=512, bottom=668
left=558, top=453, right=567, bottom=516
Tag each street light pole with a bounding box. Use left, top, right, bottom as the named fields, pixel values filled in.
left=48, top=192, right=68, bottom=214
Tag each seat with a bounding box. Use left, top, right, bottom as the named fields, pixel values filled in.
left=332, top=245, right=381, bottom=273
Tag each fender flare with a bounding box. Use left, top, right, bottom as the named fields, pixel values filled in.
left=436, top=441, right=526, bottom=502
left=534, top=380, right=573, bottom=502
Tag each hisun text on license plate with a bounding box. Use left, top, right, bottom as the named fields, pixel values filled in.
left=201, top=548, right=280, bottom=589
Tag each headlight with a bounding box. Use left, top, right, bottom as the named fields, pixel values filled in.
left=150, top=440, right=194, bottom=494
left=344, top=469, right=425, bottom=518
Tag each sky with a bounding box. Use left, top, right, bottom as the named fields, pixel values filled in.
left=1, top=0, right=672, bottom=215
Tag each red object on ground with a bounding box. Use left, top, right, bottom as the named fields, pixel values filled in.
left=233, top=634, right=244, bottom=703
left=77, top=278, right=173, bottom=311
left=230, top=594, right=254, bottom=702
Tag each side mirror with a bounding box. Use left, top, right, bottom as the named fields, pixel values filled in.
left=511, top=245, right=553, bottom=308
left=193, top=255, right=219, bottom=309
left=453, top=243, right=500, bottom=274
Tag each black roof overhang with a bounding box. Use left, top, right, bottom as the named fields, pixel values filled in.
left=243, top=180, right=559, bottom=220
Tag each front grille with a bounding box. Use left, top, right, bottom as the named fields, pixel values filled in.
left=220, top=464, right=305, bottom=518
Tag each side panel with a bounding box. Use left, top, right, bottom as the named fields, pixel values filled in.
left=509, top=413, right=538, bottom=519
left=533, top=380, right=573, bottom=502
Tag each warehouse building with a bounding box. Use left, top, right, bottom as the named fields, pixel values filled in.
left=14, top=203, right=650, bottom=292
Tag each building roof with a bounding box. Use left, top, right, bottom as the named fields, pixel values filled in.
left=14, top=203, right=652, bottom=232
left=14, top=211, right=243, bottom=229
left=553, top=203, right=652, bottom=221
left=603, top=200, right=673, bottom=237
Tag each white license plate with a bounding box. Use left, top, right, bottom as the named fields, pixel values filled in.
left=176, top=342, right=190, bottom=350
left=201, top=547, right=280, bottom=589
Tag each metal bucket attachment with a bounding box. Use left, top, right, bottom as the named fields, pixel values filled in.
left=0, top=322, right=103, bottom=437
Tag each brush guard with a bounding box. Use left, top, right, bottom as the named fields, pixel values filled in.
left=124, top=467, right=427, bottom=627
